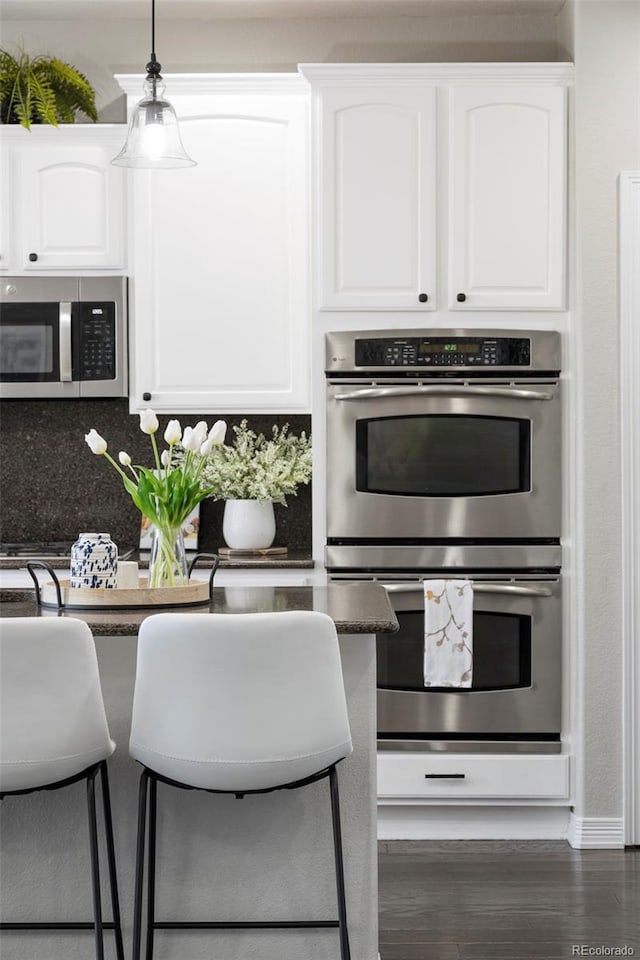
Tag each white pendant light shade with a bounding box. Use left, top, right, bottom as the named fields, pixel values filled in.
left=112, top=78, right=196, bottom=169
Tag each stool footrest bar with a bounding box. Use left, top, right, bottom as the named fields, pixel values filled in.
left=153, top=920, right=340, bottom=929
left=0, top=922, right=118, bottom=930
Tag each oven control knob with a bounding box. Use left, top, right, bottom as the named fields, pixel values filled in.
left=4, top=284, right=17, bottom=296
left=418, top=293, right=429, bottom=303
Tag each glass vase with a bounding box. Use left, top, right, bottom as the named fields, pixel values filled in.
left=148, top=522, right=188, bottom=588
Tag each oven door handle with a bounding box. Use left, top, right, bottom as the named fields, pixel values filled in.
left=333, top=385, right=556, bottom=401
left=381, top=582, right=554, bottom=598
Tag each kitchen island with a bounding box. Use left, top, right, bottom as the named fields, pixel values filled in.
left=0, top=583, right=397, bottom=960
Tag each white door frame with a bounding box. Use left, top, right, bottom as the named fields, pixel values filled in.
left=620, top=171, right=640, bottom=846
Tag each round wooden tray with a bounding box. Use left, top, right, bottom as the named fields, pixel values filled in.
left=26, top=556, right=218, bottom=610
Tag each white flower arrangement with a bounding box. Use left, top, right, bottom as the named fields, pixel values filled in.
left=198, top=419, right=312, bottom=505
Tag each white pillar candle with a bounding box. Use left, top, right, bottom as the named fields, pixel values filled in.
left=116, top=561, right=139, bottom=589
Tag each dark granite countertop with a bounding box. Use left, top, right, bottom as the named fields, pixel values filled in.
left=0, top=583, right=398, bottom=636
left=0, top=551, right=314, bottom=571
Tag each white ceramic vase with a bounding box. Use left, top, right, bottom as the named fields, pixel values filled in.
left=222, top=499, right=276, bottom=550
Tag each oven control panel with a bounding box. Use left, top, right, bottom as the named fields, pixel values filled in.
left=355, top=336, right=531, bottom=368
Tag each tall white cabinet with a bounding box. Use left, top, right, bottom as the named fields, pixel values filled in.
left=119, top=75, right=310, bottom=414
left=301, top=63, right=570, bottom=313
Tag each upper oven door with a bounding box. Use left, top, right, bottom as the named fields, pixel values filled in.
left=326, top=379, right=561, bottom=541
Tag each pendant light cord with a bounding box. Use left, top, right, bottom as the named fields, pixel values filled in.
left=151, top=0, right=155, bottom=62
left=146, top=0, right=162, bottom=85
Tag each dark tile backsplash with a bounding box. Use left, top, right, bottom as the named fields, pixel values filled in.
left=0, top=400, right=312, bottom=553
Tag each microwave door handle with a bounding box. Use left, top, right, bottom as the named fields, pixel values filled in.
left=333, top=385, right=556, bottom=401
left=381, top=582, right=553, bottom=598
left=59, top=302, right=72, bottom=382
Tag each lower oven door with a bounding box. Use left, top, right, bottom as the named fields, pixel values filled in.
left=351, top=575, right=560, bottom=747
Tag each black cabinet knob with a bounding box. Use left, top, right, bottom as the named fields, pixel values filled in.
left=142, top=392, right=152, bottom=401
left=456, top=292, right=467, bottom=303
left=418, top=293, right=429, bottom=303
left=28, top=252, right=38, bottom=262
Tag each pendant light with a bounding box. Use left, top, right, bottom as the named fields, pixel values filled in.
left=111, top=0, right=195, bottom=168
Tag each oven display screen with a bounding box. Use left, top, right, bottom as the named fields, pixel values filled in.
left=419, top=342, right=480, bottom=354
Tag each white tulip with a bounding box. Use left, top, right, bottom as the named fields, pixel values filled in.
left=181, top=426, right=199, bottom=452
left=161, top=449, right=171, bottom=467
left=208, top=420, right=227, bottom=445
left=193, top=420, right=209, bottom=448
left=85, top=429, right=107, bottom=455
left=164, top=419, right=182, bottom=445
left=118, top=451, right=131, bottom=466
left=199, top=436, right=215, bottom=457
left=139, top=408, right=159, bottom=435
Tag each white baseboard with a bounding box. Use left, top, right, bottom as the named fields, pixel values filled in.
left=567, top=814, right=625, bottom=848
left=377, top=805, right=571, bottom=840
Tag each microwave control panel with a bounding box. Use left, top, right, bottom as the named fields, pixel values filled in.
left=76, top=303, right=116, bottom=381
left=355, top=336, right=531, bottom=368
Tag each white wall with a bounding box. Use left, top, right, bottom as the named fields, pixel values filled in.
left=2, top=11, right=560, bottom=118
left=560, top=0, right=640, bottom=830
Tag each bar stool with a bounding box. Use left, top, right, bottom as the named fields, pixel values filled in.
left=0, top=617, right=124, bottom=960
left=129, top=610, right=354, bottom=960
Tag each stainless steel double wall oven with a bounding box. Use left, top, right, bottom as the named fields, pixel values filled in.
left=325, top=330, right=562, bottom=753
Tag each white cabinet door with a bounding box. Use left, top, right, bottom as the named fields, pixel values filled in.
left=448, top=86, right=567, bottom=310
left=317, top=86, right=436, bottom=311
left=8, top=127, right=126, bottom=271
left=130, top=90, right=309, bottom=413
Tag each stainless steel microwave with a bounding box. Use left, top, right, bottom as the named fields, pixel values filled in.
left=0, top=276, right=128, bottom=398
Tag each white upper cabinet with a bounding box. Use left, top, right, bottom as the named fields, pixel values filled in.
left=1, top=126, right=126, bottom=273
left=312, top=84, right=436, bottom=310
left=448, top=85, right=567, bottom=311
left=121, top=76, right=309, bottom=413
left=301, top=64, right=571, bottom=313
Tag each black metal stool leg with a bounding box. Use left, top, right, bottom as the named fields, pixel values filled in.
left=98, top=761, right=125, bottom=960
left=86, top=768, right=105, bottom=960
left=133, top=768, right=150, bottom=960
left=145, top=774, right=158, bottom=960
left=329, top=765, right=351, bottom=960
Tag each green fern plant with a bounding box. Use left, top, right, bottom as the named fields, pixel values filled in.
left=0, top=49, right=98, bottom=128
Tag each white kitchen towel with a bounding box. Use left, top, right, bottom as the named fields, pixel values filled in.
left=423, top=579, right=473, bottom=687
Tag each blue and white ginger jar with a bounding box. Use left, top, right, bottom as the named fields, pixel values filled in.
left=70, top=532, right=118, bottom=589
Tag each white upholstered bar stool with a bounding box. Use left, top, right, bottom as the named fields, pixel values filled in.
left=129, top=610, right=354, bottom=960
left=0, top=617, right=124, bottom=960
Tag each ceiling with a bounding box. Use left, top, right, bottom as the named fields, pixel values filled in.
left=0, top=0, right=568, bottom=20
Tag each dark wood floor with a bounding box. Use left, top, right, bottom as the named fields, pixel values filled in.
left=378, top=840, right=640, bottom=960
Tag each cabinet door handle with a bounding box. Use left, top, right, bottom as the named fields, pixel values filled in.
left=142, top=392, right=152, bottom=401
left=28, top=252, right=38, bottom=262
left=418, top=293, right=429, bottom=303
left=424, top=773, right=466, bottom=779
left=456, top=292, right=466, bottom=302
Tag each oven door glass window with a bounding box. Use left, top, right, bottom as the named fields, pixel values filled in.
left=377, top=610, right=532, bottom=692
left=0, top=304, right=58, bottom=382
left=356, top=415, right=530, bottom=496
